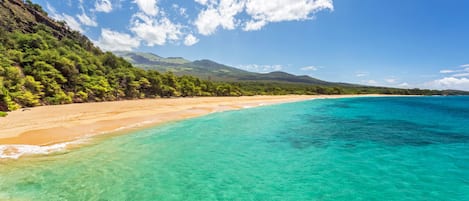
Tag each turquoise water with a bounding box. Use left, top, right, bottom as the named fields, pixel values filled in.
left=1, top=96, right=469, bottom=200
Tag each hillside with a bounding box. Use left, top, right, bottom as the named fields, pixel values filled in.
left=114, top=51, right=347, bottom=85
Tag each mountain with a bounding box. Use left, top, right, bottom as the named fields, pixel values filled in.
left=114, top=51, right=257, bottom=81
left=114, top=51, right=352, bottom=86
left=113, top=51, right=190, bottom=66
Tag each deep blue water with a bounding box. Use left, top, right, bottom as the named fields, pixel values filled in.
left=0, top=96, right=468, bottom=200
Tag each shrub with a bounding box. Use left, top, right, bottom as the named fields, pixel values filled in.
left=0, top=111, right=7, bottom=117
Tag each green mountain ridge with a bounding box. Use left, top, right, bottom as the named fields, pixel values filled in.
left=113, top=51, right=354, bottom=86
left=113, top=51, right=190, bottom=65
left=114, top=51, right=469, bottom=95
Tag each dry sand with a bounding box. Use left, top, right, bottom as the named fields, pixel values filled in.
left=0, top=95, right=394, bottom=147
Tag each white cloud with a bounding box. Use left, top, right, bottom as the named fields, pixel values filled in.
left=77, top=12, right=98, bottom=27
left=46, top=3, right=57, bottom=15
left=243, top=20, right=266, bottom=31
left=172, top=4, right=188, bottom=18
left=438, top=65, right=469, bottom=78
left=184, top=34, right=199, bottom=46
left=95, top=0, right=112, bottom=13
left=424, top=64, right=469, bottom=90
left=425, top=77, right=469, bottom=91
left=385, top=78, right=396, bottom=83
left=46, top=3, right=84, bottom=32
left=44, top=0, right=334, bottom=48
left=195, top=0, right=245, bottom=35
left=237, top=64, right=283, bottom=73
left=195, top=0, right=213, bottom=5
left=194, top=0, right=333, bottom=34
left=243, top=0, right=333, bottom=31
left=95, top=29, right=140, bottom=51
left=398, top=82, right=409, bottom=88
left=180, top=7, right=188, bottom=18
left=133, top=0, right=159, bottom=16
left=130, top=13, right=182, bottom=46
left=355, top=72, right=369, bottom=77
left=362, top=80, right=377, bottom=85
left=194, top=8, right=219, bottom=35
left=128, top=1, right=186, bottom=46
left=59, top=14, right=84, bottom=32
left=300, top=66, right=319, bottom=71
left=453, top=73, right=469, bottom=77
left=440, top=69, right=455, bottom=73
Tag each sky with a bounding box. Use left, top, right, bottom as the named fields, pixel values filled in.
left=32, top=0, right=469, bottom=90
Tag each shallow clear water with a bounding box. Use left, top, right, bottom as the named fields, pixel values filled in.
left=1, top=96, right=468, bottom=200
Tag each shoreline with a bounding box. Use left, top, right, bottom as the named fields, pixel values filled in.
left=0, top=94, right=404, bottom=159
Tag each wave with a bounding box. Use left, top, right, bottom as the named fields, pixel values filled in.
left=0, top=119, right=161, bottom=160
left=0, top=139, right=87, bottom=160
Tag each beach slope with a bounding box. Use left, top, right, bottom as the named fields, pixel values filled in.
left=1, top=95, right=325, bottom=146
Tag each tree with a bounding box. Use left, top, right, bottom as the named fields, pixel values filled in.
left=0, top=78, right=19, bottom=111
left=179, top=76, right=196, bottom=97
left=146, top=70, right=163, bottom=96
left=27, top=61, right=66, bottom=97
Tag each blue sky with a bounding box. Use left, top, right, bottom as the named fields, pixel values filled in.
left=33, top=0, right=469, bottom=90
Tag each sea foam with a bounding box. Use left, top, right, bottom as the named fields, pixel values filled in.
left=0, top=140, right=86, bottom=159
left=0, top=119, right=161, bottom=160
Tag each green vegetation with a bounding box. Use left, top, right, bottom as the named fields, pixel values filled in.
left=226, top=82, right=450, bottom=96
left=0, top=0, right=467, bottom=112
left=0, top=25, right=244, bottom=111
left=0, top=111, right=7, bottom=117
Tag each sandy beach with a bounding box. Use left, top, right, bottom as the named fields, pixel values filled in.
left=0, top=95, right=397, bottom=158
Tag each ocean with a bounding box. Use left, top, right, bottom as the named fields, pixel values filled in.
left=0, top=96, right=468, bottom=200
